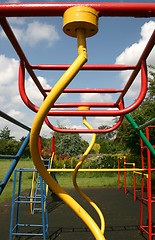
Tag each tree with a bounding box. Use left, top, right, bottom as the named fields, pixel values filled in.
left=52, top=124, right=86, bottom=157
left=0, top=126, right=14, bottom=140
left=115, top=65, right=155, bottom=156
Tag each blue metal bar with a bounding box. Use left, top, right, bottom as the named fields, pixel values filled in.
left=40, top=177, right=46, bottom=240
left=16, top=171, right=22, bottom=233
left=9, top=170, right=17, bottom=240
left=0, top=132, right=30, bottom=194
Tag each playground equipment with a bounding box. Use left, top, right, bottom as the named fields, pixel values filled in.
left=9, top=168, right=49, bottom=240
left=0, top=2, right=155, bottom=240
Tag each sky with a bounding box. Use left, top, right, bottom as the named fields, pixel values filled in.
left=0, top=0, right=155, bottom=143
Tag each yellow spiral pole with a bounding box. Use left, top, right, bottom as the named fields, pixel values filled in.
left=73, top=112, right=105, bottom=235
left=30, top=23, right=105, bottom=239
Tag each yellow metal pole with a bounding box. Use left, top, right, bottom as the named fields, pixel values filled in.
left=30, top=6, right=105, bottom=237
left=73, top=113, right=105, bottom=235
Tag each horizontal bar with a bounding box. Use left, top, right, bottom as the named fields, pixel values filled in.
left=32, top=64, right=136, bottom=71
left=0, top=110, right=30, bottom=131
left=47, top=168, right=145, bottom=172
left=0, top=3, right=155, bottom=17
left=137, top=118, right=155, bottom=130
left=52, top=102, right=116, bottom=108
left=44, top=88, right=123, bottom=93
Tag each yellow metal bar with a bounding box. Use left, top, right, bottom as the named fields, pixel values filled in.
left=134, top=171, right=148, bottom=178
left=30, top=26, right=105, bottom=239
left=73, top=115, right=105, bottom=235
left=46, top=152, right=55, bottom=195
left=30, top=166, right=37, bottom=214
left=125, top=163, right=135, bottom=165
left=47, top=168, right=145, bottom=172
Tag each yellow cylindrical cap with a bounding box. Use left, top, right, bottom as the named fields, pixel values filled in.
left=63, top=6, right=98, bottom=38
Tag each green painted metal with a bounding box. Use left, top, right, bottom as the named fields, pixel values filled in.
left=137, top=118, right=155, bottom=130
left=125, top=114, right=155, bottom=157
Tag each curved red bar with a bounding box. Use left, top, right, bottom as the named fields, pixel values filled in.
left=19, top=60, right=147, bottom=117
left=44, top=100, right=124, bottom=133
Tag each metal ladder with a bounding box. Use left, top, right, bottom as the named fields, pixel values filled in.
left=9, top=168, right=49, bottom=240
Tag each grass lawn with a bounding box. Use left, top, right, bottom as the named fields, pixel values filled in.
left=0, top=159, right=147, bottom=203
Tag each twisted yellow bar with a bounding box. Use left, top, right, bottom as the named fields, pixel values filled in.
left=73, top=115, right=105, bottom=235
left=30, top=28, right=105, bottom=239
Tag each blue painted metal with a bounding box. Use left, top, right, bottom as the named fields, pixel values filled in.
left=0, top=132, right=30, bottom=194
left=9, top=168, right=49, bottom=239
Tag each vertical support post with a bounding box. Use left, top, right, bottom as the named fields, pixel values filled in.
left=16, top=170, right=22, bottom=233
left=39, top=136, right=42, bottom=156
left=40, top=177, right=46, bottom=240
left=133, top=163, right=136, bottom=201
left=9, top=170, right=17, bottom=240
left=146, top=126, right=152, bottom=240
left=51, top=135, right=55, bottom=155
left=118, top=157, right=120, bottom=189
left=124, top=156, right=127, bottom=194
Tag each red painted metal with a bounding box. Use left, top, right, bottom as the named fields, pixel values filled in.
left=0, top=3, right=155, bottom=18
left=51, top=136, right=55, bottom=156
left=44, top=113, right=124, bottom=133
left=19, top=59, right=148, bottom=116
left=124, top=157, right=127, bottom=194
left=44, top=88, right=123, bottom=93
left=118, top=157, right=120, bottom=189
left=139, top=125, right=155, bottom=239
left=32, top=64, right=136, bottom=71
left=0, top=18, right=47, bottom=98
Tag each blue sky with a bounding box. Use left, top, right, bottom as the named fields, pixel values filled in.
left=0, top=0, right=155, bottom=142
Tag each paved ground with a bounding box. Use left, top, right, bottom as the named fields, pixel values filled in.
left=0, top=187, right=153, bottom=240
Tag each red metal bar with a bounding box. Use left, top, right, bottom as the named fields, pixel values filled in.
left=124, top=156, right=127, bottom=194
left=44, top=112, right=124, bottom=133
left=146, top=126, right=152, bottom=240
left=115, top=30, right=155, bottom=106
left=32, top=64, right=136, bottom=71
left=51, top=136, right=55, bottom=155
left=0, top=3, right=155, bottom=17
left=44, top=88, right=123, bottom=93
left=0, top=17, right=47, bottom=98
left=38, top=136, right=41, bottom=156
left=118, top=157, right=120, bottom=189
left=19, top=59, right=148, bottom=116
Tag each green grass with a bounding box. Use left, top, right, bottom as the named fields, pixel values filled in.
left=0, top=159, right=33, bottom=203
left=0, top=159, right=148, bottom=203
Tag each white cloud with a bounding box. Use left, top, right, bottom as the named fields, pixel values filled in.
left=26, top=76, right=51, bottom=107
left=0, top=20, right=60, bottom=47
left=91, top=116, right=115, bottom=129
left=24, top=21, right=60, bottom=47
left=115, top=21, right=155, bottom=100
left=80, top=93, right=113, bottom=103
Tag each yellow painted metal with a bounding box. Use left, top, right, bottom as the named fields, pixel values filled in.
left=47, top=168, right=145, bottom=172
left=30, top=21, right=105, bottom=239
left=46, top=152, right=55, bottom=195
left=30, top=166, right=37, bottom=214
left=63, top=6, right=98, bottom=38
left=73, top=115, right=105, bottom=235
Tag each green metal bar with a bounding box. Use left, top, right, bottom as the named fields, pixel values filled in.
left=125, top=114, right=155, bottom=157
left=137, top=118, right=155, bottom=130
